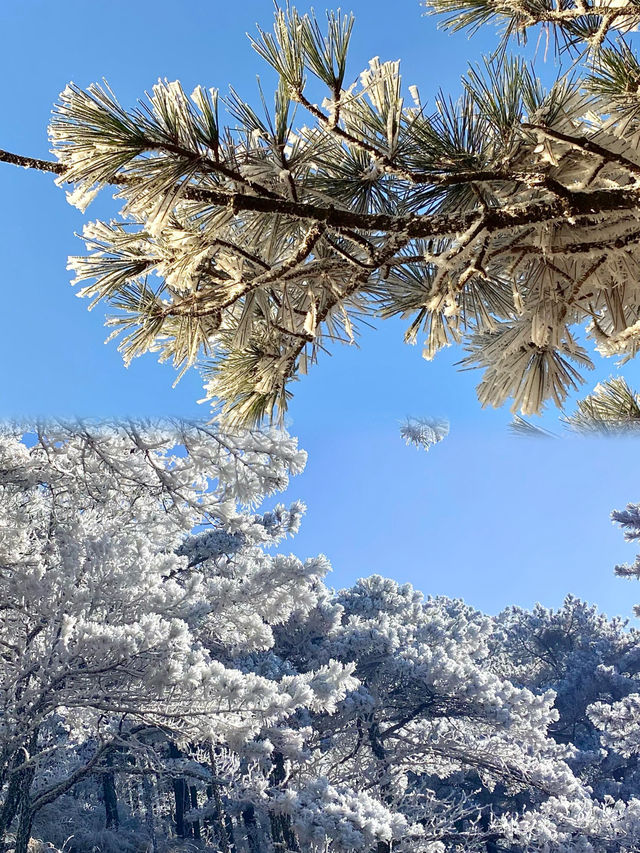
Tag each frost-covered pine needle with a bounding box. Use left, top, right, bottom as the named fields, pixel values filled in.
left=509, top=415, right=557, bottom=438
left=400, top=416, right=449, bottom=451
left=564, top=377, right=640, bottom=434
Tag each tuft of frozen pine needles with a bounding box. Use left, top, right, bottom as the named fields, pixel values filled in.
left=400, top=416, right=449, bottom=451
left=509, top=415, right=558, bottom=438
left=563, top=377, right=640, bottom=434
left=510, top=377, right=640, bottom=437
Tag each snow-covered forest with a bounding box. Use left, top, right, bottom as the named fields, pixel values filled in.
left=5, top=0, right=640, bottom=849
left=1, top=419, right=639, bottom=853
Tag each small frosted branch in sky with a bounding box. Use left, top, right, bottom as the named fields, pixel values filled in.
left=400, top=417, right=449, bottom=451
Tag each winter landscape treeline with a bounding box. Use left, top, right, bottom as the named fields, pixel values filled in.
left=1, top=420, right=640, bottom=853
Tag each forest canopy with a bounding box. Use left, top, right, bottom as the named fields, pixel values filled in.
left=0, top=419, right=638, bottom=852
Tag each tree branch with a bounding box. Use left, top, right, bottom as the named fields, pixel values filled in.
left=4, top=146, right=640, bottom=240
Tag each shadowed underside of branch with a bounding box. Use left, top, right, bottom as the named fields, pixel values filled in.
left=4, top=3, right=640, bottom=423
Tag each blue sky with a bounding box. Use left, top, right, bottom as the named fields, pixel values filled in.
left=2, top=0, right=640, bottom=619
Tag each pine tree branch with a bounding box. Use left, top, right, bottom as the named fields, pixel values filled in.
left=5, top=146, right=640, bottom=240
left=323, top=233, right=376, bottom=269
left=291, top=86, right=420, bottom=182
left=0, top=149, right=65, bottom=175
left=209, top=239, right=271, bottom=271
left=162, top=224, right=325, bottom=318
left=517, top=3, right=640, bottom=23
left=6, top=136, right=640, bottom=422
left=488, top=227, right=640, bottom=260
left=142, top=139, right=282, bottom=199
left=28, top=740, right=114, bottom=813
left=276, top=87, right=530, bottom=187
left=522, top=123, right=640, bottom=178
left=430, top=0, right=640, bottom=43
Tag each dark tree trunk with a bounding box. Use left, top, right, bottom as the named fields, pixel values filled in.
left=369, top=720, right=392, bottom=853
left=13, top=805, right=34, bottom=853
left=12, top=751, right=36, bottom=853
left=169, top=743, right=191, bottom=838
left=172, top=777, right=190, bottom=837
left=127, top=777, right=141, bottom=816
left=190, top=786, right=201, bottom=840
left=242, top=803, right=261, bottom=853
left=102, top=771, right=119, bottom=830
left=142, top=772, right=158, bottom=853
left=0, top=772, right=24, bottom=842
left=0, top=731, right=38, bottom=851
left=207, top=745, right=231, bottom=853
left=269, top=751, right=299, bottom=851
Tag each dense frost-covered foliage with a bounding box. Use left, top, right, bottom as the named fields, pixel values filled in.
left=3, top=421, right=640, bottom=852
left=0, top=421, right=356, bottom=853
left=3, top=3, right=640, bottom=423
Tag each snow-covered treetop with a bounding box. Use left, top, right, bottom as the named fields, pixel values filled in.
left=0, top=418, right=306, bottom=509
left=2, top=420, right=640, bottom=852
left=611, top=498, right=640, bottom=616
left=0, top=419, right=355, bottom=761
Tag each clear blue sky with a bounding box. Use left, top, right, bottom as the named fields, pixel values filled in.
left=2, top=0, right=640, bottom=620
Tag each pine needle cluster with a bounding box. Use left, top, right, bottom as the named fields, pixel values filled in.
left=24, top=2, right=640, bottom=424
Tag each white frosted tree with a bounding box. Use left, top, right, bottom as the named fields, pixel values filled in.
left=493, top=598, right=640, bottom=805
left=0, top=420, right=357, bottom=853
left=3, top=423, right=640, bottom=851
left=265, top=576, right=594, bottom=852
left=490, top=497, right=640, bottom=850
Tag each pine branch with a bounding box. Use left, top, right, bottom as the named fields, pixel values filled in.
left=509, top=415, right=558, bottom=437
left=563, top=377, right=640, bottom=433
left=522, top=123, right=640, bottom=178
left=6, top=2, right=640, bottom=425
left=426, top=0, right=640, bottom=49
left=0, top=149, right=65, bottom=175
left=5, top=146, right=640, bottom=238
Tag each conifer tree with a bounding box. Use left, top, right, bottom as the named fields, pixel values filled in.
left=3, top=2, right=640, bottom=423
left=0, top=419, right=357, bottom=853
